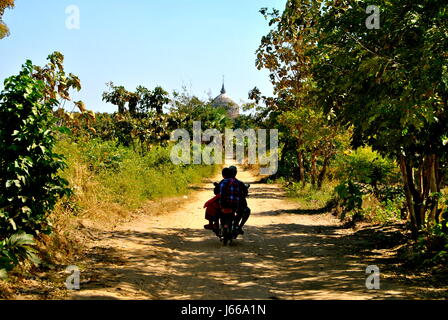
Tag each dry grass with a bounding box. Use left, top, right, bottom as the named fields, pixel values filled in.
left=1, top=139, right=218, bottom=299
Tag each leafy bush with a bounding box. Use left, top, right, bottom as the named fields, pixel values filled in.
left=362, top=196, right=404, bottom=223
left=0, top=61, right=71, bottom=237
left=79, top=139, right=126, bottom=173
left=332, top=147, right=405, bottom=222
left=334, top=147, right=400, bottom=188
left=334, top=180, right=364, bottom=221
left=401, top=195, right=448, bottom=266
left=0, top=61, right=71, bottom=276
left=405, top=222, right=448, bottom=267
left=0, top=232, right=40, bottom=279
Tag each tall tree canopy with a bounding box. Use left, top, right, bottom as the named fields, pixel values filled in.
left=253, top=1, right=346, bottom=188
left=261, top=0, right=448, bottom=234
left=102, top=83, right=170, bottom=116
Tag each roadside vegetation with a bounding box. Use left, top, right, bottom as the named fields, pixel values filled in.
left=247, top=0, right=448, bottom=272
left=0, top=52, right=228, bottom=285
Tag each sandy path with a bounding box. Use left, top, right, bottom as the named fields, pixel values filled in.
left=70, top=164, right=415, bottom=300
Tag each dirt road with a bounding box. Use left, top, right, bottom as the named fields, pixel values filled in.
left=70, top=164, right=416, bottom=300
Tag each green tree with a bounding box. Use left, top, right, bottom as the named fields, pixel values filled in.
left=102, top=82, right=130, bottom=114
left=169, top=89, right=232, bottom=133
left=148, top=86, right=170, bottom=115
left=103, top=83, right=170, bottom=117
left=308, top=0, right=448, bottom=234
left=135, top=85, right=170, bottom=116
left=279, top=107, right=344, bottom=189
left=254, top=2, right=344, bottom=187
left=268, top=0, right=448, bottom=234
left=34, top=52, right=94, bottom=137
left=0, top=61, right=71, bottom=238
left=0, top=52, right=85, bottom=276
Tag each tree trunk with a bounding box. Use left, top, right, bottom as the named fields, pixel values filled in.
left=399, top=155, right=419, bottom=237
left=428, top=154, right=440, bottom=223
left=297, top=150, right=305, bottom=187
left=399, top=152, right=443, bottom=235
left=317, top=154, right=331, bottom=190
left=311, top=151, right=317, bottom=188
left=129, top=100, right=138, bottom=116
left=118, top=102, right=125, bottom=114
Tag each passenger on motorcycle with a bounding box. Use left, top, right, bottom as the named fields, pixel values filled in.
left=203, top=186, right=220, bottom=232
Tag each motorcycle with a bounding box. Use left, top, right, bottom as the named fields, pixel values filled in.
left=206, top=182, right=250, bottom=246
left=219, top=207, right=236, bottom=246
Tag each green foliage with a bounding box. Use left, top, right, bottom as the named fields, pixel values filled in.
left=0, top=232, right=40, bottom=278
left=408, top=222, right=448, bottom=266
left=311, top=0, right=448, bottom=232
left=84, top=112, right=117, bottom=141
left=116, top=113, right=172, bottom=151
left=32, top=52, right=82, bottom=103
left=253, top=3, right=349, bottom=189
left=97, top=144, right=216, bottom=207
left=102, top=82, right=170, bottom=116
left=311, top=0, right=448, bottom=161
left=334, top=148, right=399, bottom=186
left=233, top=113, right=258, bottom=130
left=70, top=111, right=172, bottom=151
left=0, top=60, right=72, bottom=277
left=0, top=61, right=71, bottom=239
left=333, top=148, right=404, bottom=222
left=56, top=138, right=217, bottom=210
left=260, top=0, right=448, bottom=233
left=362, top=197, right=404, bottom=224
left=136, top=85, right=170, bottom=115
left=102, top=82, right=130, bottom=114
left=79, top=139, right=125, bottom=173
left=90, top=90, right=233, bottom=154
left=170, top=90, right=233, bottom=132
left=335, top=180, right=364, bottom=220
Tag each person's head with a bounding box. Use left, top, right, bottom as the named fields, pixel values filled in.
left=229, top=166, right=237, bottom=178
left=222, top=167, right=231, bottom=179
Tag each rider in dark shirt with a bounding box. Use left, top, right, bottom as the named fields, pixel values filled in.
left=219, top=167, right=240, bottom=212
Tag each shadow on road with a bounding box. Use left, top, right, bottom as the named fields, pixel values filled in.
left=255, top=207, right=333, bottom=216
left=76, top=220, right=413, bottom=300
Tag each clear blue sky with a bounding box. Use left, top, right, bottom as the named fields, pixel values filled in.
left=0, top=0, right=285, bottom=113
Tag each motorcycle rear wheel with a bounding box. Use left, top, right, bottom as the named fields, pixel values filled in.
left=220, top=213, right=234, bottom=246
left=222, top=227, right=231, bottom=246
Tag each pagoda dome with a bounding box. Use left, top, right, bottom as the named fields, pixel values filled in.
left=211, top=83, right=240, bottom=119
